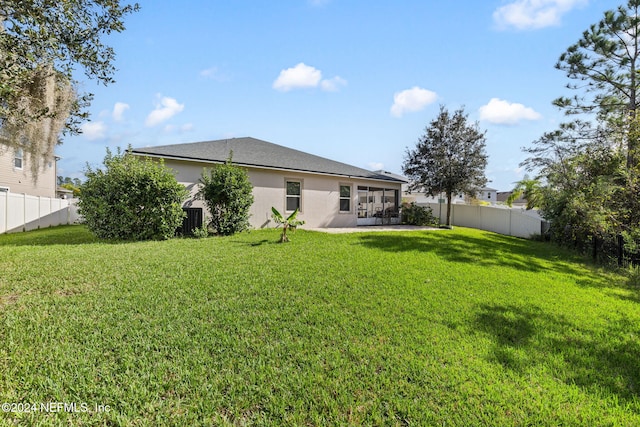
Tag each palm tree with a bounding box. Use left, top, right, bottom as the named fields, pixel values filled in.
left=506, top=176, right=542, bottom=210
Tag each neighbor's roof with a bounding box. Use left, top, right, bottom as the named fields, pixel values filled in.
left=373, top=170, right=408, bottom=182
left=131, top=137, right=406, bottom=183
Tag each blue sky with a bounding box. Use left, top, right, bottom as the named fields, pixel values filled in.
left=57, top=0, right=617, bottom=191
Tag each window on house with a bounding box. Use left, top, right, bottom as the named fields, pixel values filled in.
left=286, top=181, right=301, bottom=211
left=339, top=184, right=351, bottom=212
left=14, top=149, right=23, bottom=169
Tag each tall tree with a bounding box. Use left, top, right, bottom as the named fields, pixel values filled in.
left=0, top=1, right=139, bottom=176
left=522, top=1, right=640, bottom=254
left=403, top=106, right=488, bottom=226
left=553, top=0, right=640, bottom=167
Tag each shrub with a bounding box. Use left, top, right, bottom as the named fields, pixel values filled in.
left=401, top=202, right=438, bottom=226
left=191, top=225, right=210, bottom=239
left=197, top=156, right=254, bottom=235
left=78, top=148, right=188, bottom=240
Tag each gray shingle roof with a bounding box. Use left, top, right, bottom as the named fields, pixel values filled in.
left=131, top=137, right=405, bottom=183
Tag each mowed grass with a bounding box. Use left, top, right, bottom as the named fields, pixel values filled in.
left=0, top=225, right=639, bottom=426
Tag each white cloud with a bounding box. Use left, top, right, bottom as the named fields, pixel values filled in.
left=478, top=98, right=542, bottom=124
left=145, top=95, right=185, bottom=127
left=390, top=86, right=437, bottom=118
left=320, top=76, right=347, bottom=92
left=493, top=0, right=588, bottom=30
left=163, top=123, right=194, bottom=134
left=200, top=66, right=219, bottom=79
left=273, top=63, right=322, bottom=91
left=80, top=121, right=107, bottom=141
left=112, top=102, right=130, bottom=122
left=272, top=63, right=346, bottom=92
left=199, top=66, right=228, bottom=81
left=368, top=162, right=385, bottom=170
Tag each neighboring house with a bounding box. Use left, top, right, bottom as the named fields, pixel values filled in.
left=131, top=137, right=406, bottom=228
left=497, top=191, right=528, bottom=207
left=477, top=187, right=498, bottom=205
left=388, top=173, right=497, bottom=206
left=0, top=144, right=58, bottom=198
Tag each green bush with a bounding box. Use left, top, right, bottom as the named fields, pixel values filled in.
left=197, top=157, right=254, bottom=235
left=401, top=202, right=438, bottom=226
left=78, top=148, right=188, bottom=240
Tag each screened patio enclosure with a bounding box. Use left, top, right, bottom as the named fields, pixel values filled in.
left=356, top=186, right=400, bottom=225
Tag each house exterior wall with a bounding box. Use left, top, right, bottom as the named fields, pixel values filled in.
left=0, top=147, right=57, bottom=198
left=163, top=159, right=401, bottom=229
left=478, top=188, right=498, bottom=205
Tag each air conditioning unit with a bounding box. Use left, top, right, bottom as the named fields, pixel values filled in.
left=0, top=186, right=9, bottom=192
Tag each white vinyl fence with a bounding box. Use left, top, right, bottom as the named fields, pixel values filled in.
left=420, top=202, right=547, bottom=239
left=0, top=191, right=81, bottom=234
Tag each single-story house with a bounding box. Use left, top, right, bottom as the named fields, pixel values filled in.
left=130, top=137, right=406, bottom=229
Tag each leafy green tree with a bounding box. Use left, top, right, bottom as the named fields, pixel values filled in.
left=79, top=148, right=187, bottom=240
left=271, top=207, right=305, bottom=242
left=403, top=105, right=488, bottom=226
left=523, top=1, right=640, bottom=254
left=197, top=157, right=254, bottom=235
left=0, top=1, right=139, bottom=176
left=523, top=121, right=625, bottom=244
left=58, top=176, right=82, bottom=187
left=60, top=183, right=81, bottom=197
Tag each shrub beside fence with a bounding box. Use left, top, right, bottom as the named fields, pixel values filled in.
left=591, top=234, right=640, bottom=268
left=0, top=192, right=80, bottom=234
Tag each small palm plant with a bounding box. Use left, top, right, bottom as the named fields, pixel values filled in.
left=271, top=207, right=305, bottom=242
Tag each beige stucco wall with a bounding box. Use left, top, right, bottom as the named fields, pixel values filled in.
left=163, top=159, right=401, bottom=229
left=0, top=147, right=57, bottom=198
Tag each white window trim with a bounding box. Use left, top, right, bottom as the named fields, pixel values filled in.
left=339, top=183, right=352, bottom=213
left=285, top=179, right=303, bottom=212
left=14, top=148, right=24, bottom=170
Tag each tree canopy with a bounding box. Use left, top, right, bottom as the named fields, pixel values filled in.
left=0, top=1, right=139, bottom=176
left=553, top=0, right=640, bottom=166
left=403, top=106, right=488, bottom=226
left=522, top=0, right=640, bottom=259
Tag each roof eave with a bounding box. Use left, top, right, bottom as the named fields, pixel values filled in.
left=131, top=150, right=404, bottom=185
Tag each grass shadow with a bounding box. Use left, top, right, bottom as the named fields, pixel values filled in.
left=356, top=229, right=589, bottom=277
left=474, top=303, right=640, bottom=405
left=0, top=225, right=163, bottom=246
left=0, top=225, right=101, bottom=246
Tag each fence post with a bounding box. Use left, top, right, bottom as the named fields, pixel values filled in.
left=2, top=191, right=6, bottom=233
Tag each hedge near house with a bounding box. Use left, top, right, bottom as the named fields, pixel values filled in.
left=197, top=156, right=254, bottom=235
left=79, top=148, right=188, bottom=240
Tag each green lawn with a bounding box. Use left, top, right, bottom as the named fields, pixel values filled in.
left=0, top=225, right=639, bottom=426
